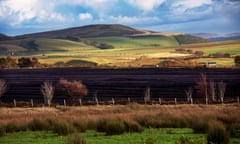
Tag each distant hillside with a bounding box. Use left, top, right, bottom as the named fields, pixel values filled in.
left=0, top=33, right=10, bottom=41
left=0, top=24, right=210, bottom=57
left=192, top=33, right=240, bottom=41
left=174, top=34, right=210, bottom=44
left=15, top=24, right=143, bottom=39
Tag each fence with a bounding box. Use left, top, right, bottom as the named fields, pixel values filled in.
left=1, top=96, right=239, bottom=107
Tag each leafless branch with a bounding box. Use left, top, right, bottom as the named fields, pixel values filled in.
left=0, top=79, right=7, bottom=97
left=41, top=81, right=54, bottom=106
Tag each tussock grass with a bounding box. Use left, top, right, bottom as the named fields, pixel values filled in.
left=0, top=104, right=239, bottom=136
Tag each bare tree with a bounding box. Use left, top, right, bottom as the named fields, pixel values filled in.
left=185, top=87, right=193, bottom=104
left=218, top=81, right=226, bottom=103
left=41, top=81, right=54, bottom=106
left=209, top=80, right=216, bottom=102
left=195, top=73, right=208, bottom=104
left=144, top=86, right=151, bottom=103
left=0, top=79, right=7, bottom=98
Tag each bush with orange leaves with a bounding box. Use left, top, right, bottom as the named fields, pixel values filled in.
left=58, top=78, right=88, bottom=101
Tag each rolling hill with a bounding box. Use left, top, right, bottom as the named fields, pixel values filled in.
left=1, top=24, right=238, bottom=68
left=0, top=24, right=209, bottom=52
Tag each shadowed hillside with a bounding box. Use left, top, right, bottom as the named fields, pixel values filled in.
left=14, top=24, right=143, bottom=39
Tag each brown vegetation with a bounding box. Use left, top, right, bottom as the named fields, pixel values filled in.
left=58, top=78, right=88, bottom=101
left=0, top=104, right=239, bottom=136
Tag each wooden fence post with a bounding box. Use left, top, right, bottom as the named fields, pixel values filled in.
left=64, top=99, right=66, bottom=107
left=79, top=99, right=82, bottom=106
left=128, top=97, right=130, bottom=105
left=13, top=99, right=16, bottom=107
left=112, top=98, right=115, bottom=105
left=95, top=97, right=99, bottom=106
left=31, top=99, right=34, bottom=107
left=159, top=98, right=161, bottom=105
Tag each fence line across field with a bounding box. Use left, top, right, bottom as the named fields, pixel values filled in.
left=5, top=96, right=239, bottom=107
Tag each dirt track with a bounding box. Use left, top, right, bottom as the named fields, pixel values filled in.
left=0, top=68, right=239, bottom=104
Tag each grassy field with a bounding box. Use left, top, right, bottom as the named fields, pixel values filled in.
left=36, top=39, right=240, bottom=67
left=1, top=36, right=239, bottom=67
left=1, top=129, right=239, bottom=144
left=89, top=36, right=179, bottom=48
left=0, top=129, right=206, bottom=144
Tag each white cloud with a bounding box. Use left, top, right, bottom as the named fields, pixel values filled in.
left=172, top=0, right=212, bottom=14
left=59, top=0, right=118, bottom=11
left=109, top=15, right=159, bottom=25
left=0, top=0, right=65, bottom=26
left=79, top=13, right=93, bottom=21
left=125, top=0, right=165, bottom=12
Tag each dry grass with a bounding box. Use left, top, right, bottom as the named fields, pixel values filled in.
left=0, top=104, right=239, bottom=128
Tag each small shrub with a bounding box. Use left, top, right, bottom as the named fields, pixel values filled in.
left=145, top=138, right=155, bottom=144
left=67, top=133, right=87, bottom=144
left=28, top=119, right=51, bottom=131
left=176, top=135, right=205, bottom=144
left=5, top=122, right=27, bottom=133
left=124, top=120, right=143, bottom=133
left=0, top=126, right=6, bottom=137
left=58, top=78, right=88, bottom=101
left=52, top=120, right=76, bottom=136
left=229, top=123, right=240, bottom=138
left=72, top=121, right=88, bottom=132
left=96, top=118, right=126, bottom=135
left=170, top=118, right=189, bottom=128
left=207, top=121, right=229, bottom=144
left=135, top=115, right=161, bottom=128
left=96, top=119, right=107, bottom=132
left=192, top=120, right=208, bottom=133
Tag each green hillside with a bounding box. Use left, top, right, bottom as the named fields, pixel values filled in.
left=89, top=36, right=179, bottom=48
left=0, top=24, right=239, bottom=68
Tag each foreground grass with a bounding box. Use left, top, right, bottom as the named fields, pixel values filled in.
left=0, top=128, right=205, bottom=144
left=83, top=128, right=205, bottom=144
left=1, top=129, right=239, bottom=144
left=0, top=131, right=65, bottom=144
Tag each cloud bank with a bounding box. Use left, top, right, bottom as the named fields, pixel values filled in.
left=0, top=0, right=239, bottom=35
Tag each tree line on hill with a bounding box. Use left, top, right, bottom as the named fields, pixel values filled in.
left=0, top=56, right=42, bottom=68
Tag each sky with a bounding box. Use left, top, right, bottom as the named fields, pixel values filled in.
left=0, top=0, right=240, bottom=36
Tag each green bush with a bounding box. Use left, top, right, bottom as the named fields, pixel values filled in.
left=72, top=121, right=88, bottom=132
left=124, top=120, right=143, bottom=133
left=176, top=135, right=205, bottom=144
left=207, top=121, right=229, bottom=144
left=229, top=123, right=240, bottom=138
left=135, top=115, right=162, bottom=128
left=28, top=119, right=51, bottom=131
left=145, top=138, right=155, bottom=144
left=96, top=118, right=126, bottom=135
left=192, top=120, right=208, bottom=133
left=52, top=120, right=76, bottom=136
left=0, top=126, right=6, bottom=137
left=5, top=122, right=27, bottom=133
left=67, top=133, right=87, bottom=144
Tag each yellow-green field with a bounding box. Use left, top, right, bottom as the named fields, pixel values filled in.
left=1, top=37, right=240, bottom=67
